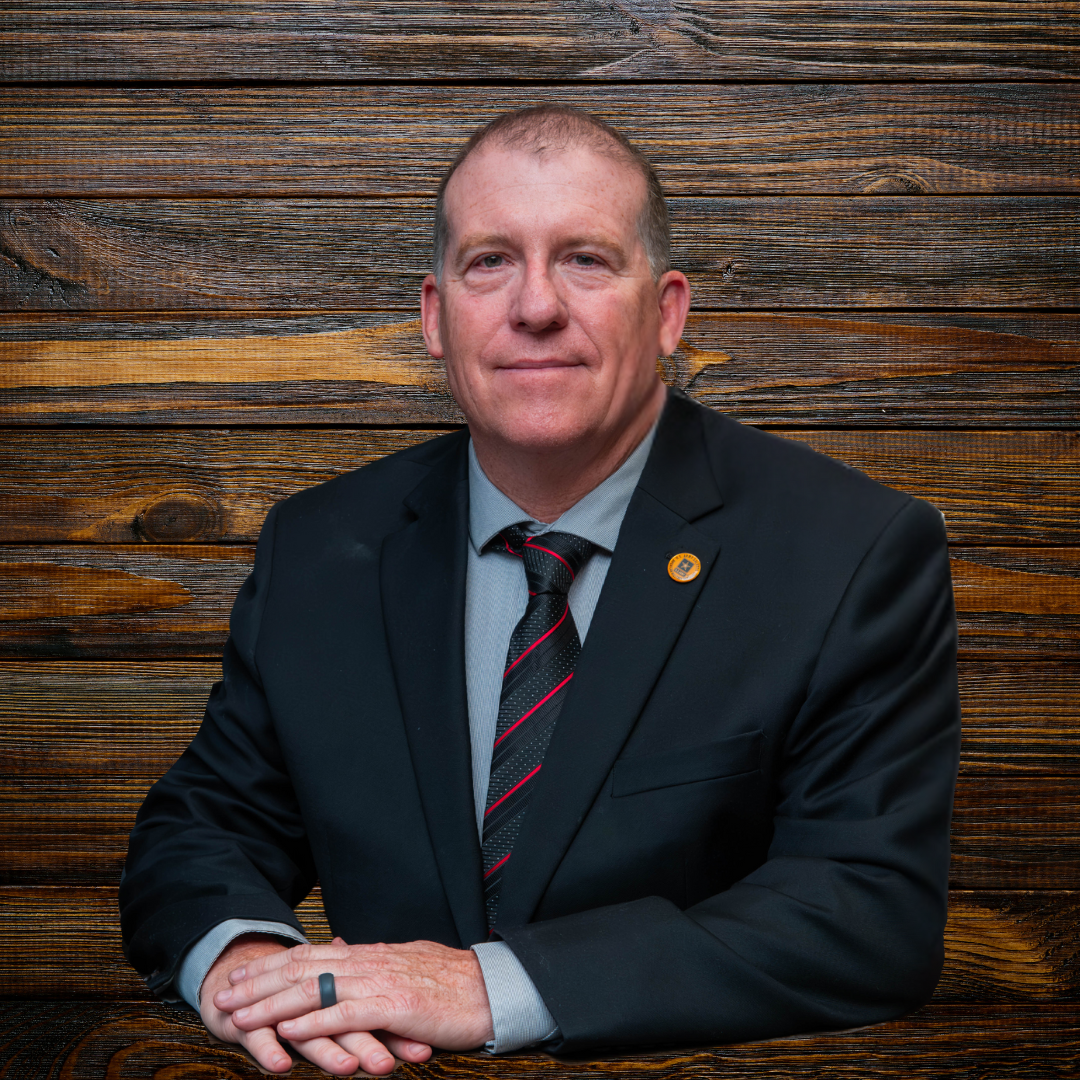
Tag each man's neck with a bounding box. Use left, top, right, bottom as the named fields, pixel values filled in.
left=470, top=384, right=666, bottom=523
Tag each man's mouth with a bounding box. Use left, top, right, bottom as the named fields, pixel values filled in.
left=497, top=358, right=582, bottom=369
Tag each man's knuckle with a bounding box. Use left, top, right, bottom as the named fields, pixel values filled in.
left=283, top=960, right=307, bottom=985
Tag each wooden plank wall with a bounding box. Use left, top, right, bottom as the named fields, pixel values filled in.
left=1, top=3, right=1078, bottom=1076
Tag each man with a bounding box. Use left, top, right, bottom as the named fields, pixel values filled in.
left=121, top=106, right=961, bottom=1076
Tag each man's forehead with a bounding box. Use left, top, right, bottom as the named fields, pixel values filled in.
left=443, top=141, right=647, bottom=234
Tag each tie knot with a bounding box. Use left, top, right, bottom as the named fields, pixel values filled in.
left=494, top=524, right=595, bottom=597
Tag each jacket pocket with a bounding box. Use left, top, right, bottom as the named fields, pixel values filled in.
left=611, top=729, right=763, bottom=798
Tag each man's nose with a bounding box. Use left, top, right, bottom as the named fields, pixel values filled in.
left=511, top=261, right=569, bottom=332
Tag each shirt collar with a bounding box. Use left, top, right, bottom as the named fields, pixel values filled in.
left=468, top=418, right=659, bottom=556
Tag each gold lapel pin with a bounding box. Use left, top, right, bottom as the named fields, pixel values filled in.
left=667, top=552, right=701, bottom=582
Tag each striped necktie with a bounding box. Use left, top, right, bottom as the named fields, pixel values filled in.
left=481, top=524, right=596, bottom=930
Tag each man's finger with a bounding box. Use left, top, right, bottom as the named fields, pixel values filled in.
left=204, top=989, right=294, bottom=1074
left=285, top=1034, right=361, bottom=1077
left=228, top=942, right=352, bottom=984
left=232, top=1024, right=293, bottom=1074
left=379, top=1033, right=431, bottom=1063
left=274, top=999, right=402, bottom=1043
left=218, top=958, right=323, bottom=1011
left=230, top=976, right=338, bottom=1031
left=330, top=1030, right=399, bottom=1075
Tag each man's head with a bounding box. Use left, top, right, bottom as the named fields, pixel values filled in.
left=420, top=106, right=690, bottom=484
left=432, top=107, right=672, bottom=283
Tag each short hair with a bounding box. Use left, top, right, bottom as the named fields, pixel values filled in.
left=432, top=105, right=672, bottom=282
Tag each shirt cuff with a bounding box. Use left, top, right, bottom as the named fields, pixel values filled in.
left=175, top=919, right=309, bottom=1012
left=471, top=940, right=559, bottom=1053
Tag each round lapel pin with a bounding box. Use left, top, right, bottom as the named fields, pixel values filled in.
left=667, top=552, right=701, bottom=582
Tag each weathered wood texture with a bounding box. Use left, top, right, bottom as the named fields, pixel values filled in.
left=0, top=545, right=1077, bottom=660
left=3, top=536, right=1079, bottom=660
left=3, top=1, right=1080, bottom=81
left=0, top=545, right=250, bottom=658
left=3, top=198, right=1078, bottom=310
left=1, top=429, right=1077, bottom=545
left=3, top=650, right=1080, bottom=886
left=0, top=1000, right=1078, bottom=1079
left=2, top=661, right=1077, bottom=990
left=2, top=0, right=1078, bottom=1071
left=3, top=85, right=1079, bottom=197
left=959, top=663, right=1080, bottom=776
left=1, top=770, right=1076, bottom=889
left=4, top=313, right=1079, bottom=428
left=3, top=887, right=1079, bottom=1002
left=0, top=429, right=430, bottom=543
left=2, top=661, right=1075, bottom=778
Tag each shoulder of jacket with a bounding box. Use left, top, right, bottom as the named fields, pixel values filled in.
left=271, top=427, right=467, bottom=533
left=693, top=401, right=909, bottom=514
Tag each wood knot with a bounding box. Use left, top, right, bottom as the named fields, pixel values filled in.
left=134, top=494, right=222, bottom=543
left=862, top=172, right=930, bottom=195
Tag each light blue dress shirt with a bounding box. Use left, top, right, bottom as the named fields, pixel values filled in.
left=175, top=422, right=656, bottom=1053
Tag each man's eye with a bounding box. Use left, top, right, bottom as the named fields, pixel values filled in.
left=573, top=254, right=598, bottom=267
left=481, top=254, right=504, bottom=268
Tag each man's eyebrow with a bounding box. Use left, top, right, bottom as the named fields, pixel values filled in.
left=454, top=232, right=630, bottom=262
left=454, top=233, right=512, bottom=257
left=561, top=235, right=629, bottom=259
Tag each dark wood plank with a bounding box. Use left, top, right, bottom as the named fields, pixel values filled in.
left=1, top=546, right=1077, bottom=660
left=0, top=429, right=432, bottom=544
left=0, top=1002, right=1078, bottom=1080
left=791, top=431, right=1080, bottom=545
left=2, top=997, right=1080, bottom=1075
left=0, top=316, right=462, bottom=425
left=958, top=663, right=1080, bottom=776
left=1, top=430, right=1077, bottom=545
left=0, top=886, right=335, bottom=999
left=938, top=891, right=1080, bottom=1003
left=950, top=549, right=1080, bottom=661
left=3, top=886, right=1078, bottom=1002
left=951, top=776, right=1080, bottom=889
left=684, top=313, right=1080, bottom=428
left=4, top=85, right=1079, bottom=198
left=0, top=764, right=1075, bottom=889
left=3, top=312, right=1079, bottom=428
left=5, top=661, right=1073, bottom=778
left=0, top=661, right=215, bottom=775
left=3, top=198, right=1077, bottom=311
left=0, top=545, right=251, bottom=658
left=3, top=1, right=1079, bottom=81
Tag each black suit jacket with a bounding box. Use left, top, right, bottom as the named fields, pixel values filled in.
left=121, top=390, right=961, bottom=1053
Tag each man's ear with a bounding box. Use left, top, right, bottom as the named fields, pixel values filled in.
left=656, top=270, right=691, bottom=357
left=420, top=274, right=444, bottom=358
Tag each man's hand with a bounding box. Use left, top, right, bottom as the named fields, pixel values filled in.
left=214, top=938, right=495, bottom=1062
left=200, top=935, right=310, bottom=1074
left=201, top=935, right=436, bottom=1075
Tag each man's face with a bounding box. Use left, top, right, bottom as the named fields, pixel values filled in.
left=420, top=142, right=688, bottom=455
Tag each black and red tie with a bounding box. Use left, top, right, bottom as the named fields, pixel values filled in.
left=481, top=524, right=595, bottom=930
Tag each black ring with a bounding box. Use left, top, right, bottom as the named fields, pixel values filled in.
left=318, top=972, right=337, bottom=1010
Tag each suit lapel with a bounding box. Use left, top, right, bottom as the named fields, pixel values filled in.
left=495, top=392, right=725, bottom=928
left=380, top=435, right=489, bottom=948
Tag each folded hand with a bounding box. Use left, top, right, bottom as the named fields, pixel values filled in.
left=214, top=937, right=494, bottom=1073
left=201, top=935, right=438, bottom=1075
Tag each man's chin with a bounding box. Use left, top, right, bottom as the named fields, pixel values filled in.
left=483, top=407, right=601, bottom=457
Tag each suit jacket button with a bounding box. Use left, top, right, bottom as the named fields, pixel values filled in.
left=667, top=553, right=701, bottom=582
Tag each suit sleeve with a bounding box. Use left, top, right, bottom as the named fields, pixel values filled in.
left=499, top=497, right=961, bottom=1052
left=119, top=502, right=316, bottom=996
